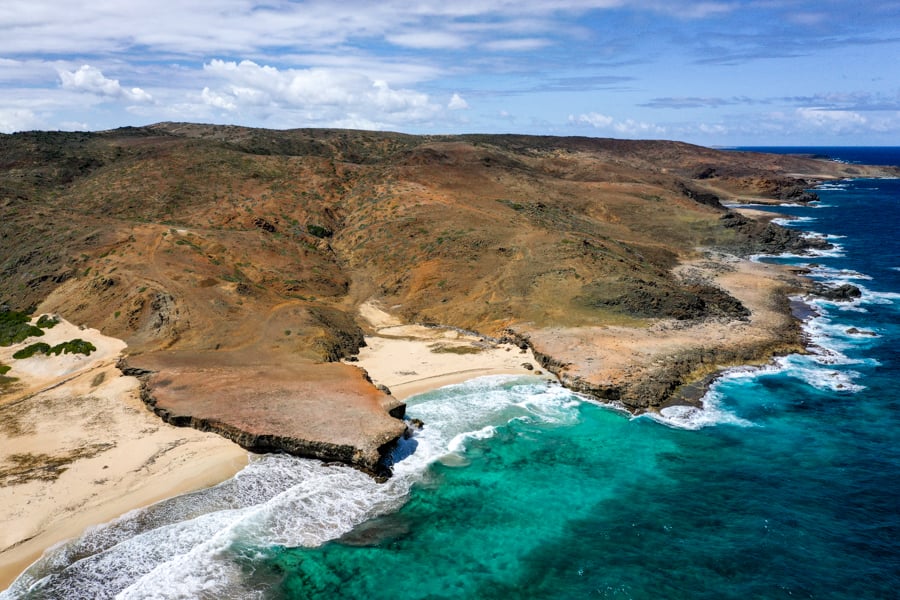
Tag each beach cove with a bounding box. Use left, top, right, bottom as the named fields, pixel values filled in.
left=0, top=306, right=547, bottom=590
left=3, top=243, right=825, bottom=594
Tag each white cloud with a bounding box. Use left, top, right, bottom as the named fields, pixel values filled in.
left=200, top=60, right=442, bottom=126
left=482, top=38, right=551, bottom=52
left=58, top=65, right=153, bottom=103
left=569, top=112, right=614, bottom=128
left=0, top=1, right=626, bottom=58
left=0, top=108, right=42, bottom=133
left=0, top=1, right=895, bottom=143
left=787, top=12, right=828, bottom=26
left=612, top=119, right=666, bottom=136
left=640, top=1, right=734, bottom=19
left=60, top=120, right=90, bottom=131
left=796, top=107, right=867, bottom=131
left=448, top=93, right=469, bottom=110
left=387, top=31, right=469, bottom=49
left=697, top=123, right=728, bottom=135
left=569, top=112, right=666, bottom=136
left=201, top=87, right=237, bottom=111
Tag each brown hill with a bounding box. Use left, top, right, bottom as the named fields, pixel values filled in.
left=2, top=123, right=896, bottom=470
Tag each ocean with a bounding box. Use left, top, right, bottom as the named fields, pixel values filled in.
left=3, top=148, right=899, bottom=599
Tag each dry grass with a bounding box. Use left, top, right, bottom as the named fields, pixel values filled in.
left=428, top=343, right=484, bottom=355
left=0, top=443, right=115, bottom=486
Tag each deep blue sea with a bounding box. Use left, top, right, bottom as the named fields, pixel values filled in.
left=3, top=148, right=899, bottom=600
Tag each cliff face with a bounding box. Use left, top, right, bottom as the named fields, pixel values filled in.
left=2, top=124, right=896, bottom=469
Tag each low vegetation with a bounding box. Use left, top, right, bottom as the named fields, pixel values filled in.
left=12, top=339, right=97, bottom=359
left=0, top=363, right=18, bottom=391
left=0, top=443, right=115, bottom=486
left=0, top=311, right=61, bottom=347
left=36, top=314, right=60, bottom=329
left=428, top=343, right=484, bottom=355
left=0, top=310, right=44, bottom=346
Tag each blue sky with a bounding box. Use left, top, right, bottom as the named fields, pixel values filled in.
left=1, top=1, right=898, bottom=145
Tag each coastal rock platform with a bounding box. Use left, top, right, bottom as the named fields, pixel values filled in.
left=125, top=351, right=407, bottom=475
left=515, top=256, right=805, bottom=412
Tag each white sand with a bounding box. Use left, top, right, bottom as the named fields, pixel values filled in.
left=353, top=301, right=547, bottom=400
left=0, top=317, right=248, bottom=589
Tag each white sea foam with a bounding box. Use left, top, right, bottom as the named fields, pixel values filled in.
left=806, top=242, right=846, bottom=258
left=650, top=273, right=883, bottom=432
left=815, top=181, right=851, bottom=191
left=774, top=355, right=865, bottom=393
left=806, top=283, right=900, bottom=314
left=775, top=296, right=876, bottom=391
left=772, top=216, right=817, bottom=226
left=447, top=425, right=497, bottom=454
left=808, top=266, right=872, bottom=281
left=646, top=396, right=754, bottom=431
left=642, top=366, right=763, bottom=430
left=750, top=244, right=845, bottom=262
left=3, top=376, right=575, bottom=600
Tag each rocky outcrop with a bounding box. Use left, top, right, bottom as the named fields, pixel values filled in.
left=118, top=354, right=407, bottom=477
left=720, top=211, right=831, bottom=255
left=308, top=306, right=367, bottom=361
left=519, top=331, right=802, bottom=412
left=776, top=184, right=820, bottom=204
left=846, top=327, right=877, bottom=337
left=809, top=282, right=862, bottom=302
left=504, top=280, right=804, bottom=413
left=578, top=278, right=749, bottom=321
left=676, top=182, right=725, bottom=209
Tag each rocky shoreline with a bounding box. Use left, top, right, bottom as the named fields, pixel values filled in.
left=500, top=223, right=862, bottom=418
left=118, top=226, right=845, bottom=475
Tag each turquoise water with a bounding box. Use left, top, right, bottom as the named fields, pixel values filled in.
left=4, top=151, right=899, bottom=599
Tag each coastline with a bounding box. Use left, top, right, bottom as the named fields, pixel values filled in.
left=352, top=245, right=812, bottom=419
left=510, top=253, right=809, bottom=414
left=0, top=310, right=544, bottom=591
left=0, top=254, right=826, bottom=592
left=0, top=319, right=249, bottom=590
left=0, top=241, right=828, bottom=592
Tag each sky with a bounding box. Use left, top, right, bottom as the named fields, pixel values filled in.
left=1, top=1, right=899, bottom=145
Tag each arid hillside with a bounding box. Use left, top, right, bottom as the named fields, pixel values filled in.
left=2, top=123, right=896, bottom=469
left=3, top=124, right=889, bottom=338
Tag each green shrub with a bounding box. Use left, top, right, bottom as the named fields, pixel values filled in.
left=306, top=224, right=333, bottom=238
left=36, top=314, right=60, bottom=329
left=0, top=310, right=45, bottom=346
left=12, top=339, right=97, bottom=359
left=48, top=338, right=97, bottom=356
left=13, top=342, right=51, bottom=359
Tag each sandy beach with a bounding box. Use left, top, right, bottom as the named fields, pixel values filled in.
left=0, top=308, right=544, bottom=590
left=352, top=301, right=547, bottom=401
left=0, top=319, right=249, bottom=590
